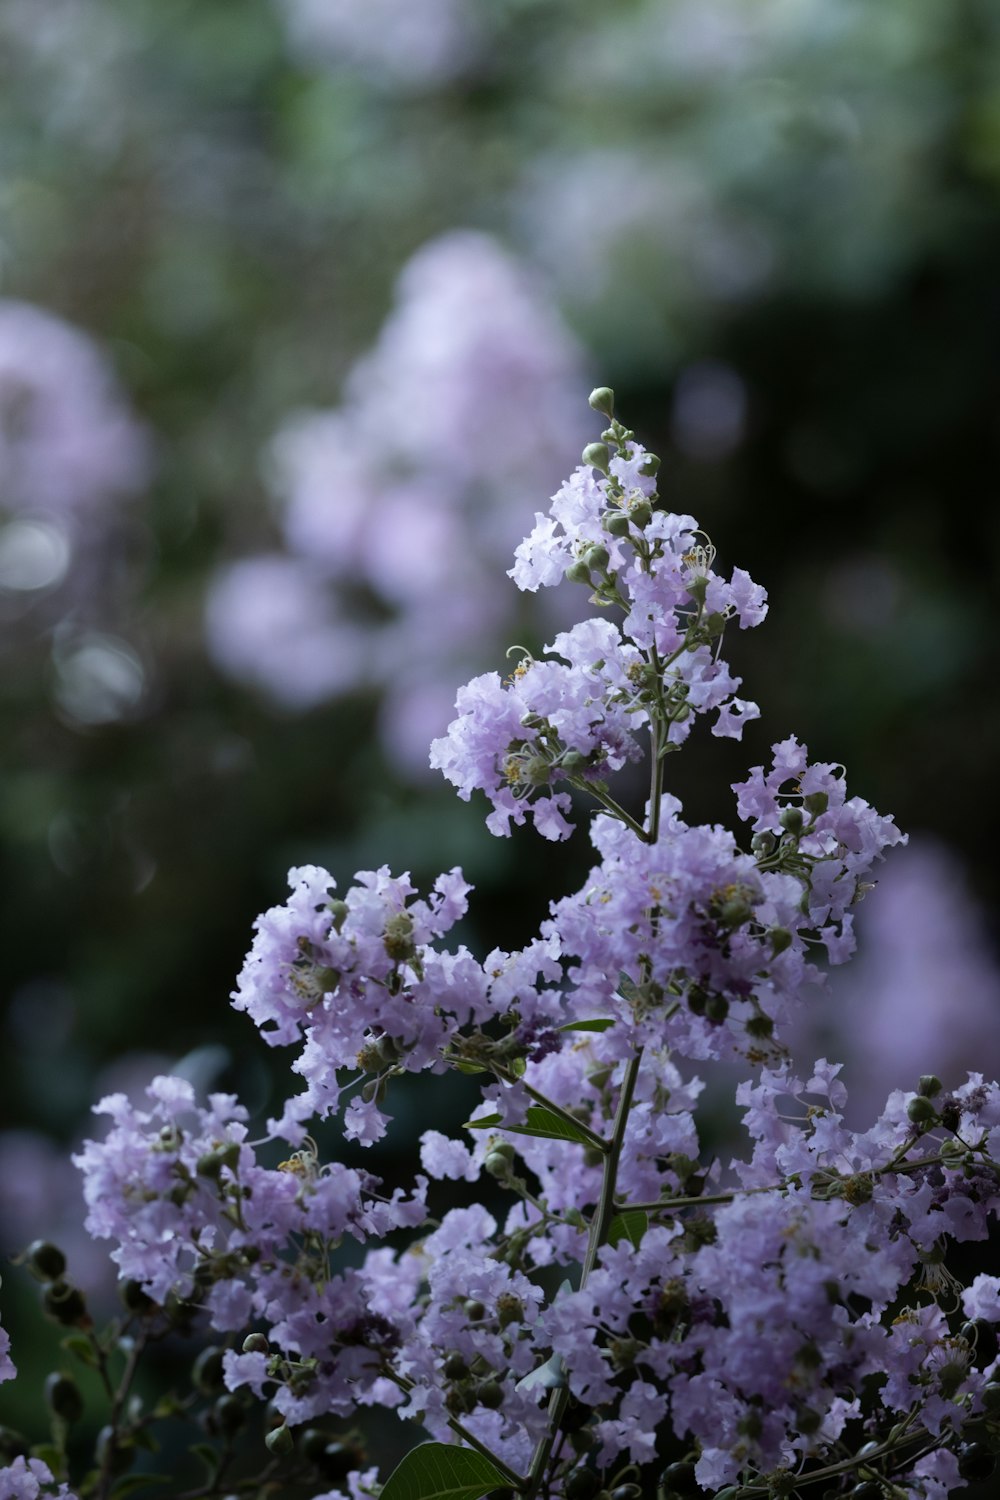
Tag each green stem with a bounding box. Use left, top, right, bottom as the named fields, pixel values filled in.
left=523, top=1052, right=643, bottom=1500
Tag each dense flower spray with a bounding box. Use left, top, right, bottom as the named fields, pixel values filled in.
left=4, top=390, right=1000, bottom=1500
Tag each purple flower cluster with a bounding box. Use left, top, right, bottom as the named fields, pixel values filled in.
left=0, top=1456, right=78, bottom=1500
left=8, top=391, right=996, bottom=1500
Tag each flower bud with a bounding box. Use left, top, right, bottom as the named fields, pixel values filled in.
left=443, top=1352, right=469, bottom=1381
left=265, top=1422, right=294, bottom=1458
left=588, top=387, right=615, bottom=418
left=193, top=1346, right=226, bottom=1395
left=463, top=1299, right=486, bottom=1321
left=768, top=927, right=793, bottom=955
left=328, top=897, right=349, bottom=930
left=196, top=1141, right=241, bottom=1179
left=477, top=1379, right=504, bottom=1409
left=918, top=1074, right=943, bottom=1097
left=582, top=441, right=610, bottom=473
left=496, top=1292, right=523, bottom=1328
left=601, top=510, right=631, bottom=537
left=907, top=1094, right=937, bottom=1128
left=565, top=1469, right=601, bottom=1500
left=802, top=789, right=829, bottom=816
left=485, top=1150, right=513, bottom=1179
left=43, top=1280, right=87, bottom=1327
left=628, top=499, right=652, bottom=528
left=119, top=1279, right=156, bottom=1315
left=661, top=1462, right=699, bottom=1496
left=705, top=993, right=729, bottom=1023
left=560, top=751, right=588, bottom=774
left=565, top=559, right=593, bottom=586
left=26, top=1240, right=66, bottom=1282
left=751, top=831, right=776, bottom=856
left=583, top=542, right=610, bottom=572
left=779, top=806, right=804, bottom=836
left=383, top=912, right=415, bottom=962
left=718, top=896, right=753, bottom=928
left=214, top=1394, right=246, bottom=1434
left=242, top=1332, right=269, bottom=1355
left=45, top=1373, right=84, bottom=1423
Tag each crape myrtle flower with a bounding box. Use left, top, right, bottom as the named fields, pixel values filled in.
left=0, top=1456, right=80, bottom=1500
left=231, top=863, right=493, bottom=1137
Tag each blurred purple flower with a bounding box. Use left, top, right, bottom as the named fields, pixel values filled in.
left=205, top=231, right=590, bottom=771
left=788, top=838, right=1000, bottom=1122
left=276, top=0, right=483, bottom=87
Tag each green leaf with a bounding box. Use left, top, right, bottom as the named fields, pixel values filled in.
left=607, top=1210, right=648, bottom=1249
left=30, top=1445, right=64, bottom=1477
left=466, top=1106, right=599, bottom=1148
left=380, top=1441, right=512, bottom=1500
left=111, top=1477, right=171, bottom=1499
left=190, top=1443, right=219, bottom=1477
left=61, top=1332, right=98, bottom=1368
left=558, top=1018, right=615, bottom=1033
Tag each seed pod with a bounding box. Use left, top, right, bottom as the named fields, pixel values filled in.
left=588, top=387, right=615, bottom=418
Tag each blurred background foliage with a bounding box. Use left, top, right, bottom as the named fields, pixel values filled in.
left=2, top=0, right=1000, bottom=1438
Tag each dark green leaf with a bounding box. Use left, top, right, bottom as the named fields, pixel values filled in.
left=380, top=1441, right=512, bottom=1500
left=558, top=1018, right=615, bottom=1033
left=466, top=1106, right=599, bottom=1148
left=61, top=1333, right=98, bottom=1368
left=190, top=1442, right=219, bottom=1476
left=607, top=1210, right=648, bottom=1249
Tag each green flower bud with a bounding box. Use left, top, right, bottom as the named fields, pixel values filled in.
left=918, top=1074, right=943, bottom=1097
left=193, top=1345, right=226, bottom=1395
left=242, top=1332, right=269, bottom=1355
left=265, top=1422, right=294, bottom=1458
left=119, top=1279, right=156, bottom=1314
left=43, top=1280, right=87, bottom=1326
left=639, top=452, right=661, bottom=476
left=565, top=559, right=593, bottom=586
left=751, top=831, right=776, bottom=856
left=463, top=1299, right=486, bottom=1321
left=705, top=993, right=729, bottom=1023
left=958, top=1443, right=996, bottom=1483
left=686, top=573, right=708, bottom=605
left=45, top=1373, right=84, bottom=1423
left=779, top=806, right=804, bottom=836
left=686, top=986, right=707, bottom=1016
left=485, top=1150, right=513, bottom=1179
left=328, top=897, right=349, bottom=930
left=496, top=1292, right=523, bottom=1328
left=443, top=1353, right=469, bottom=1381
left=383, top=911, right=415, bottom=962
left=768, top=927, right=793, bottom=955
left=907, top=1094, right=938, bottom=1128
left=802, top=790, right=829, bottom=816
left=588, top=387, right=615, bottom=418
left=26, top=1240, right=66, bottom=1282
left=746, top=1013, right=774, bottom=1039
left=560, top=750, right=589, bottom=774
left=628, top=499, right=652, bottom=528
left=583, top=543, right=610, bottom=572
left=582, top=442, right=610, bottom=473
left=980, top=1380, right=1000, bottom=1412
left=601, top=510, right=631, bottom=537
left=661, top=1462, right=699, bottom=1496
left=214, top=1394, right=246, bottom=1434
left=718, top=896, right=753, bottom=928
left=565, top=1469, right=601, bottom=1500
left=477, top=1379, right=504, bottom=1409
left=196, top=1140, right=241, bottom=1179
